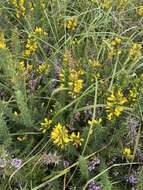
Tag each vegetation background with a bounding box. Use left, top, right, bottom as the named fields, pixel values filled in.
left=0, top=0, right=143, bottom=189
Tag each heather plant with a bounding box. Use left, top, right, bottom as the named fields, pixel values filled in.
left=0, top=0, right=143, bottom=190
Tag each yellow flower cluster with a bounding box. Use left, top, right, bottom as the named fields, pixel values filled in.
left=59, top=52, right=84, bottom=96
left=51, top=123, right=83, bottom=148
left=37, top=63, right=48, bottom=74
left=19, top=61, right=33, bottom=73
left=117, top=0, right=128, bottom=10
left=65, top=18, right=77, bottom=30
left=111, top=37, right=122, bottom=46
left=10, top=0, right=26, bottom=18
left=107, top=37, right=122, bottom=60
left=29, top=1, right=34, bottom=11
left=70, top=132, right=83, bottom=147
left=70, top=38, right=79, bottom=46
left=88, top=59, right=102, bottom=68
left=51, top=123, right=70, bottom=148
left=0, top=32, right=6, bottom=49
left=129, top=43, right=142, bottom=59
left=63, top=50, right=73, bottom=65
left=129, top=88, right=137, bottom=102
left=69, top=79, right=83, bottom=94
left=123, top=147, right=133, bottom=159
left=34, top=27, right=46, bottom=35
left=40, top=0, right=46, bottom=9
left=106, top=88, right=127, bottom=120
left=19, top=61, right=25, bottom=72
left=59, top=69, right=66, bottom=88
left=24, top=38, right=37, bottom=57
left=40, top=118, right=52, bottom=133
left=88, top=58, right=102, bottom=79
left=88, top=118, right=102, bottom=126
left=68, top=69, right=84, bottom=96
left=137, top=6, right=143, bottom=16
left=101, top=0, right=112, bottom=10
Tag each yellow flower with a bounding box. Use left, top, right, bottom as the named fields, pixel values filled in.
left=69, top=79, right=83, bottom=94
left=123, top=148, right=133, bottom=158
left=29, top=2, right=34, bottom=11
left=106, top=88, right=127, bottom=120
left=129, top=43, right=142, bottom=58
left=137, top=6, right=143, bottom=16
left=25, top=38, right=37, bottom=51
left=65, top=18, right=77, bottom=30
left=11, top=0, right=26, bottom=18
left=17, top=136, right=26, bottom=141
left=69, top=69, right=83, bottom=81
left=63, top=50, right=72, bottom=65
left=24, top=49, right=31, bottom=56
left=19, top=61, right=25, bottom=72
left=88, top=118, right=102, bottom=126
left=0, top=41, right=6, bottom=48
left=107, top=37, right=122, bottom=60
left=40, top=118, right=52, bottom=133
left=40, top=0, right=46, bottom=9
left=19, top=61, right=32, bottom=73
left=101, top=0, right=112, bottom=10
left=107, top=112, right=113, bottom=120
left=114, top=106, right=123, bottom=117
left=37, top=64, right=48, bottom=74
left=88, top=59, right=102, bottom=68
left=71, top=38, right=79, bottom=45
left=27, top=64, right=33, bottom=71
left=59, top=69, right=66, bottom=83
left=0, top=33, right=6, bottom=49
left=24, top=38, right=37, bottom=57
left=111, top=37, right=122, bottom=46
left=70, top=132, right=83, bottom=147
left=35, top=27, right=43, bottom=34
left=34, top=27, right=46, bottom=35
left=117, top=0, right=128, bottom=10
left=13, top=111, right=18, bottom=116
left=107, top=48, right=121, bottom=60
left=51, top=123, right=70, bottom=148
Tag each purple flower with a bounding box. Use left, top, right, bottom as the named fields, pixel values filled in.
left=0, top=92, right=5, bottom=97
left=131, top=188, right=137, bottom=190
left=88, top=157, right=100, bottom=171
left=63, top=160, right=70, bottom=168
left=28, top=79, right=37, bottom=92
left=11, top=158, right=22, bottom=168
left=43, top=45, right=52, bottom=57
left=74, top=112, right=81, bottom=121
left=69, top=127, right=76, bottom=132
left=108, top=157, right=117, bottom=166
left=88, top=181, right=102, bottom=190
left=127, top=175, right=137, bottom=185
left=126, top=116, right=140, bottom=144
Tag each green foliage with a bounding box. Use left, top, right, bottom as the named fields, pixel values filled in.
left=79, top=155, right=89, bottom=181
left=0, top=0, right=143, bottom=189
left=137, top=167, right=143, bottom=190
left=99, top=164, right=112, bottom=190
left=0, top=113, right=11, bottom=148
left=15, top=89, right=32, bottom=127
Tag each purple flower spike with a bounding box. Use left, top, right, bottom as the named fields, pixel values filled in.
left=88, top=181, right=102, bottom=190
left=11, top=158, right=22, bottom=168
left=127, top=175, right=137, bottom=185
left=28, top=79, right=37, bottom=93
left=88, top=157, right=100, bottom=171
